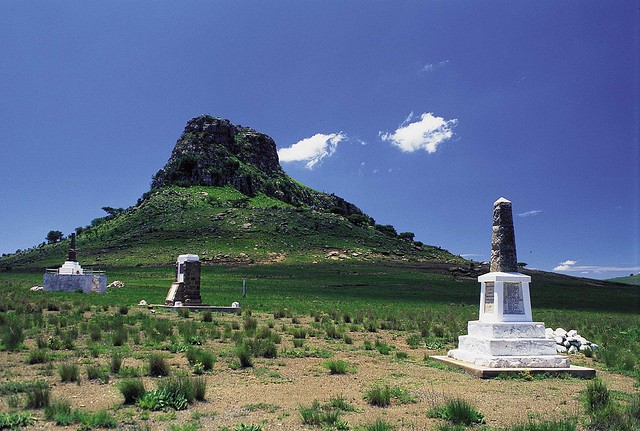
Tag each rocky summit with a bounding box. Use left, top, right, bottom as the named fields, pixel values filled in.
left=151, top=115, right=361, bottom=215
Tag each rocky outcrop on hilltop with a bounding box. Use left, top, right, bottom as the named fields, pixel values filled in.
left=151, top=115, right=362, bottom=215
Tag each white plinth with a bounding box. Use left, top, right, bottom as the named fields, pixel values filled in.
left=57, top=261, right=83, bottom=275
left=478, top=272, right=532, bottom=322
left=448, top=321, right=569, bottom=368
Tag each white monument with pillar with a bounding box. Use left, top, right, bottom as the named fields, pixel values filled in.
left=447, top=198, right=570, bottom=369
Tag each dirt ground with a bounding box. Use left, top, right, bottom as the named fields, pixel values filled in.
left=1, top=311, right=637, bottom=430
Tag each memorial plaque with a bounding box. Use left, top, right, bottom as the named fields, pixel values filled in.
left=484, top=282, right=495, bottom=313
left=503, top=282, right=524, bottom=315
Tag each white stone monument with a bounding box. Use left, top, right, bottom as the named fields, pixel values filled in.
left=43, top=233, right=107, bottom=293
left=447, top=198, right=569, bottom=369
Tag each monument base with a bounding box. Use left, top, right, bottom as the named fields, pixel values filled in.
left=431, top=356, right=595, bottom=379
left=448, top=321, right=570, bottom=368
left=43, top=273, right=107, bottom=294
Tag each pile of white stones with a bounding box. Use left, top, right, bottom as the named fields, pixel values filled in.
left=545, top=327, right=600, bottom=355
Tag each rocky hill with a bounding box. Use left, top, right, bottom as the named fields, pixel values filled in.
left=0, top=116, right=467, bottom=270
left=151, top=115, right=361, bottom=216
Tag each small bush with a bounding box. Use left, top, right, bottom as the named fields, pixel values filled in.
left=236, top=342, right=253, bottom=368
left=158, top=375, right=196, bottom=404
left=366, top=418, right=395, bottom=431
left=235, top=424, right=264, bottom=431
left=2, top=321, right=24, bottom=351
left=59, top=363, right=80, bottom=383
left=293, top=338, right=305, bottom=348
left=374, top=340, right=392, bottom=355
left=192, top=376, right=207, bottom=401
left=585, top=378, right=610, bottom=413
left=86, top=365, right=109, bottom=383
left=111, top=351, right=124, bottom=374
left=177, top=307, right=190, bottom=318
left=119, top=378, right=146, bottom=404
left=186, top=347, right=216, bottom=372
left=27, top=349, right=49, bottom=364
left=202, top=311, right=213, bottom=322
left=148, top=353, right=170, bottom=376
left=364, top=385, right=392, bottom=407
left=112, top=327, right=129, bottom=346
left=243, top=316, right=258, bottom=331
left=118, top=305, right=129, bottom=315
left=324, top=360, right=349, bottom=375
left=0, top=412, right=34, bottom=428
left=299, top=400, right=342, bottom=426
left=429, top=397, right=485, bottom=425
left=25, top=384, right=50, bottom=409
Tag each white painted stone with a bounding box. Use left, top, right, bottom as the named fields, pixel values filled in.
left=556, top=345, right=568, bottom=354
left=567, top=329, right=578, bottom=337
left=478, top=272, right=532, bottom=322
left=58, top=260, right=84, bottom=275
left=555, top=328, right=567, bottom=337
left=545, top=328, right=554, bottom=338
left=568, top=345, right=578, bottom=354
left=231, top=301, right=240, bottom=308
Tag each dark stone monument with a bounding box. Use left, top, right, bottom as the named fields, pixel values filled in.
left=165, top=254, right=204, bottom=306
left=490, top=197, right=518, bottom=273
left=68, top=233, right=77, bottom=262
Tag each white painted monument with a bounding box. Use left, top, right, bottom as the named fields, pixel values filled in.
left=447, top=198, right=569, bottom=368
left=43, top=233, right=107, bottom=293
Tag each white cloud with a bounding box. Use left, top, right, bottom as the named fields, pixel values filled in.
left=421, top=60, right=449, bottom=73
left=553, top=260, right=578, bottom=271
left=553, top=260, right=640, bottom=274
left=278, top=133, right=345, bottom=169
left=518, top=210, right=543, bottom=217
left=380, top=112, right=457, bottom=153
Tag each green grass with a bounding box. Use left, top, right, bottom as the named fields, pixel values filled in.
left=428, top=397, right=485, bottom=425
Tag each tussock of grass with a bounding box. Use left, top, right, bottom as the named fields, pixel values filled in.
left=428, top=397, right=485, bottom=425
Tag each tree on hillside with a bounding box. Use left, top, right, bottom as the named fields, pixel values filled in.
left=399, top=232, right=415, bottom=242
left=46, top=230, right=64, bottom=244
left=102, top=207, right=125, bottom=218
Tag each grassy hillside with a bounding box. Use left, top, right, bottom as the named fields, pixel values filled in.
left=609, top=274, right=640, bottom=286
left=0, top=185, right=463, bottom=270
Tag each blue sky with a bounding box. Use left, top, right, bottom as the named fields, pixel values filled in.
left=1, top=1, right=638, bottom=280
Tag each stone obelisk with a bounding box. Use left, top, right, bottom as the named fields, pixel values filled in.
left=447, top=197, right=569, bottom=369
left=68, top=233, right=78, bottom=262
left=490, top=198, right=517, bottom=273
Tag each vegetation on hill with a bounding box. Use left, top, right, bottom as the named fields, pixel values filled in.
left=1, top=115, right=465, bottom=270
left=0, top=185, right=462, bottom=270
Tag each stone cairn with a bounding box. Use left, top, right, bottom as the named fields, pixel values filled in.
left=546, top=328, right=599, bottom=355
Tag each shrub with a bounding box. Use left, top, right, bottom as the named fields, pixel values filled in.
left=293, top=339, right=305, bottom=348
left=585, top=378, right=610, bottom=413
left=192, top=376, right=207, bottom=401
left=0, top=412, right=34, bottom=428
left=119, top=379, right=146, bottom=404
left=25, top=384, right=50, bottom=409
left=59, top=363, right=80, bottom=383
left=110, top=351, right=124, bottom=374
left=243, top=316, right=258, bottom=331
left=299, top=400, right=341, bottom=426
left=158, top=375, right=196, bottom=404
left=112, top=327, right=129, bottom=346
left=374, top=340, right=392, bottom=355
left=324, top=360, right=349, bottom=375
left=186, top=347, right=216, bottom=372
left=364, top=385, right=392, bottom=407
left=148, top=353, right=170, bottom=376
left=26, top=349, right=49, bottom=364
left=236, top=342, right=253, bottom=368
left=366, top=418, right=395, bottom=431
left=202, top=311, right=213, bottom=322
left=428, top=397, right=485, bottom=425
left=2, top=321, right=24, bottom=351
left=86, top=365, right=109, bottom=383
left=118, top=305, right=129, bottom=315
left=235, top=424, right=263, bottom=431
